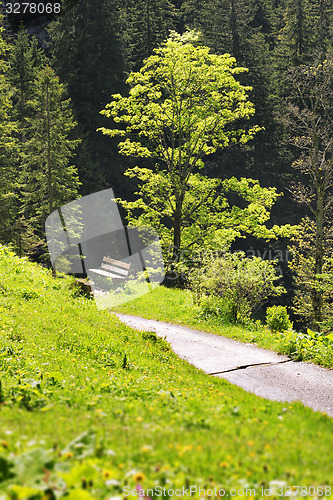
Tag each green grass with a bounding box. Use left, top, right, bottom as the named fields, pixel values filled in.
left=114, top=286, right=333, bottom=368
left=0, top=245, right=333, bottom=499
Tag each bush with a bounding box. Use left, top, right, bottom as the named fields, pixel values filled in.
left=266, top=305, right=293, bottom=332
left=279, top=328, right=333, bottom=366
left=188, top=252, right=285, bottom=323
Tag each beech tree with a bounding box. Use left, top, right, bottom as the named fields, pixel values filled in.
left=98, top=31, right=274, bottom=259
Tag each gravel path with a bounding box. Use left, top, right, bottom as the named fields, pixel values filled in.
left=115, top=313, right=333, bottom=417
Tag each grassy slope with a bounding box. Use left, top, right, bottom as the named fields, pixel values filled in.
left=0, top=246, right=333, bottom=499
left=114, top=286, right=333, bottom=368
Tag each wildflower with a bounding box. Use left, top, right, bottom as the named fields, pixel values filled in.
left=134, top=472, right=145, bottom=482
left=102, top=469, right=113, bottom=479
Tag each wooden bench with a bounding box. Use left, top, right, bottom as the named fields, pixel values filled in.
left=88, top=256, right=131, bottom=288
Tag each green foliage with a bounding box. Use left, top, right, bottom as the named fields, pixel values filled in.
left=266, top=305, right=293, bottom=333
left=279, top=329, right=333, bottom=365
left=124, top=0, right=178, bottom=70
left=118, top=169, right=293, bottom=265
left=1, top=27, right=49, bottom=253
left=188, top=251, right=285, bottom=323
left=277, top=0, right=313, bottom=66
left=182, top=0, right=288, bottom=192
left=48, top=0, right=129, bottom=195
left=276, top=0, right=333, bottom=66
left=285, top=56, right=333, bottom=328
left=99, top=29, right=261, bottom=257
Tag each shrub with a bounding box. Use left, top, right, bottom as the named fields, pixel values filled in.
left=188, top=252, right=285, bottom=323
left=266, top=305, right=293, bottom=332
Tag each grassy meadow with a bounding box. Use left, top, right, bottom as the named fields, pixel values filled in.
left=0, top=245, right=333, bottom=499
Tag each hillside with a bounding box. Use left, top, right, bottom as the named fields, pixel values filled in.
left=0, top=245, right=333, bottom=499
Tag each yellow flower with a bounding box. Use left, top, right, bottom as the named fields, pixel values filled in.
left=134, top=472, right=145, bottom=482
left=64, top=452, right=73, bottom=459
left=102, top=469, right=113, bottom=479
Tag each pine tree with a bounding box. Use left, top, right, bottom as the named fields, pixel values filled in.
left=5, top=30, right=51, bottom=253
left=124, top=0, right=178, bottom=70
left=8, top=28, right=47, bottom=131
left=21, top=66, right=80, bottom=237
left=274, top=0, right=332, bottom=69
left=308, top=0, right=333, bottom=58
left=0, top=21, right=18, bottom=245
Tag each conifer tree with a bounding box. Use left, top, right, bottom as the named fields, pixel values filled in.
left=8, top=29, right=46, bottom=134
left=48, top=0, right=180, bottom=196
left=21, top=66, right=80, bottom=236
left=124, top=0, right=177, bottom=70
left=0, top=21, right=18, bottom=245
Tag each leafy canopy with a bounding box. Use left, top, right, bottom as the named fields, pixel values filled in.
left=99, top=29, right=261, bottom=173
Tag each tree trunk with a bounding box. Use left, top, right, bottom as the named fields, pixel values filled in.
left=46, top=80, right=53, bottom=214
left=171, top=192, right=184, bottom=285
left=312, top=187, right=324, bottom=327
left=229, top=0, right=240, bottom=60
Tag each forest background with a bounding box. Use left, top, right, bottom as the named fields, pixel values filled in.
left=1, top=0, right=333, bottom=328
